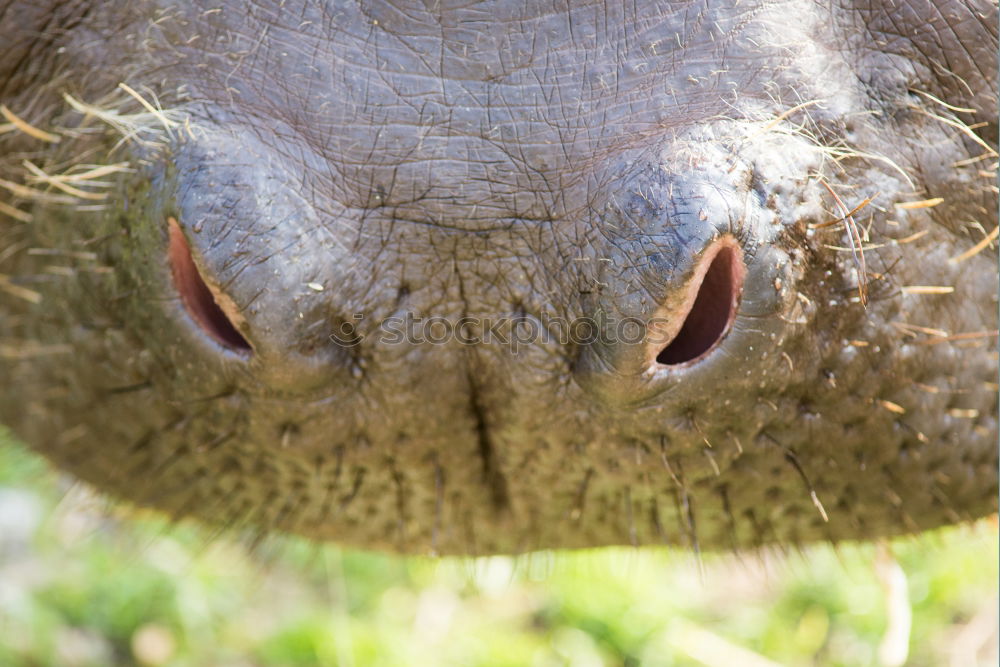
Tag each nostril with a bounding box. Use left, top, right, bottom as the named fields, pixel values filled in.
left=167, top=217, right=252, bottom=354
left=656, top=241, right=744, bottom=366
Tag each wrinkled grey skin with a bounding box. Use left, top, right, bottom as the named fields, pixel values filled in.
left=0, top=0, right=996, bottom=555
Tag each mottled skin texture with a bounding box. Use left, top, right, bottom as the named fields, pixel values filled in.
left=0, top=1, right=996, bottom=554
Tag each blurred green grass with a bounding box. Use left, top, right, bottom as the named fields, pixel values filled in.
left=0, top=428, right=996, bottom=667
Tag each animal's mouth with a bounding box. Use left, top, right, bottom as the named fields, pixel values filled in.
left=653, top=238, right=745, bottom=367
left=167, top=216, right=252, bottom=354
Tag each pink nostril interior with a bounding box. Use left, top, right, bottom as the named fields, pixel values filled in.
left=167, top=217, right=252, bottom=353
left=656, top=243, right=743, bottom=366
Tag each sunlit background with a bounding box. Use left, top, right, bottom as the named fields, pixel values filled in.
left=0, top=427, right=996, bottom=666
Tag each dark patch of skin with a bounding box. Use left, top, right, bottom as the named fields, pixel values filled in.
left=0, top=0, right=996, bottom=554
